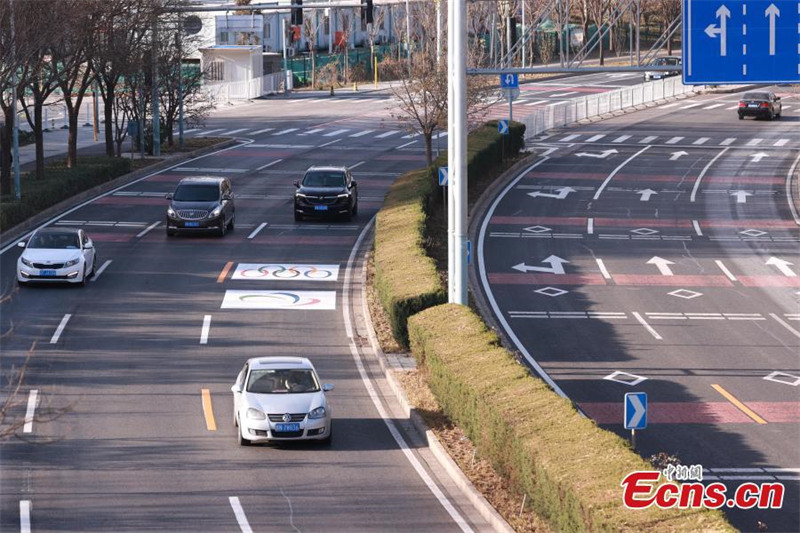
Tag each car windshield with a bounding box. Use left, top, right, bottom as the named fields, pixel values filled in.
left=27, top=232, right=80, bottom=249
left=173, top=184, right=220, bottom=202
left=247, top=369, right=320, bottom=394
left=742, top=92, right=769, bottom=100
left=302, top=171, right=346, bottom=188
left=653, top=58, right=679, bottom=66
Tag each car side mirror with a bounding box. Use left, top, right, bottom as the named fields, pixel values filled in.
left=165, top=193, right=173, bottom=200
left=350, top=180, right=357, bottom=188
left=222, top=194, right=232, bottom=201
left=323, top=383, right=334, bottom=392
left=231, top=384, right=242, bottom=393
left=17, top=241, right=26, bottom=248
left=775, top=96, right=781, bottom=101
left=84, top=241, right=94, bottom=250
left=294, top=180, right=300, bottom=188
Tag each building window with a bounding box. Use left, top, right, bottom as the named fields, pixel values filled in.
left=207, top=59, right=224, bottom=81
left=324, top=16, right=329, bottom=34
left=265, top=21, right=271, bottom=39
left=219, top=31, right=229, bottom=44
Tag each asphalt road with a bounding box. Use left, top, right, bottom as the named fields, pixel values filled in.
left=476, top=87, right=800, bottom=532
left=0, top=94, right=491, bottom=532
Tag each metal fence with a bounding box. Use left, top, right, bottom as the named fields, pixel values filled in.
left=521, top=76, right=702, bottom=140
left=202, top=72, right=286, bottom=103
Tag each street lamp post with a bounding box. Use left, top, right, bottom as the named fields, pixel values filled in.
left=449, top=0, right=467, bottom=304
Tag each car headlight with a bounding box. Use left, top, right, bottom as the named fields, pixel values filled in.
left=295, top=193, right=308, bottom=199
left=63, top=258, right=80, bottom=267
left=20, top=257, right=33, bottom=268
left=246, top=408, right=266, bottom=420
left=337, top=193, right=350, bottom=198
left=209, top=207, right=222, bottom=218
left=308, top=406, right=326, bottom=419
left=167, top=207, right=178, bottom=218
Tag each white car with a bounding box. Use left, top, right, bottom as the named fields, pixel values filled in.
left=232, top=357, right=333, bottom=446
left=17, top=227, right=97, bottom=286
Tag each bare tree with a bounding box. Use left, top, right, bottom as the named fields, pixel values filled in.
left=586, top=0, right=612, bottom=64
left=303, top=12, right=324, bottom=88
left=655, top=0, right=681, bottom=54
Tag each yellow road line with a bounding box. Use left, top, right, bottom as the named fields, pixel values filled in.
left=217, top=261, right=234, bottom=283
left=711, top=384, right=767, bottom=424
left=201, top=389, right=217, bottom=431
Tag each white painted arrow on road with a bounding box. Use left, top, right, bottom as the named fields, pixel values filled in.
left=512, top=255, right=570, bottom=275
left=730, top=190, right=753, bottom=204
left=527, top=187, right=576, bottom=200
left=637, top=189, right=658, bottom=202
left=705, top=5, right=731, bottom=56
left=766, top=257, right=797, bottom=277
left=669, top=151, right=688, bottom=161
left=576, top=149, right=618, bottom=159
left=647, top=256, right=675, bottom=276
left=750, top=152, right=769, bottom=163
left=765, top=4, right=780, bottom=56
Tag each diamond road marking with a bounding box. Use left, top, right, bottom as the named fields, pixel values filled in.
left=740, top=229, right=767, bottom=237
left=764, top=371, right=800, bottom=386
left=631, top=228, right=660, bottom=236
left=668, top=289, right=704, bottom=300
left=604, top=371, right=647, bottom=386
left=534, top=287, right=568, bottom=297
left=523, top=225, right=553, bottom=234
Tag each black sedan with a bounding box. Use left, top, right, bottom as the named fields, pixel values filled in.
left=294, top=166, right=358, bottom=222
left=738, top=91, right=782, bottom=120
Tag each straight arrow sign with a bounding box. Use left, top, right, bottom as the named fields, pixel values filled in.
left=730, top=190, right=752, bottom=204
left=576, top=149, right=618, bottom=159
left=512, top=255, right=569, bottom=274
left=766, top=257, right=797, bottom=277
left=669, top=151, right=688, bottom=161
left=527, top=187, right=576, bottom=200
left=765, top=4, right=780, bottom=56
left=637, top=189, right=658, bottom=202
left=647, top=256, right=675, bottom=276
left=750, top=152, right=769, bottom=163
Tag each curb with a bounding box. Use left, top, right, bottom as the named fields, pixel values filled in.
left=358, top=246, right=514, bottom=533
left=0, top=139, right=237, bottom=248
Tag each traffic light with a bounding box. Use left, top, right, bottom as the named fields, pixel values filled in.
left=361, top=0, right=373, bottom=24
left=291, top=0, right=303, bottom=26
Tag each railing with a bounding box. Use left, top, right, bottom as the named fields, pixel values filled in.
left=203, top=72, right=287, bottom=103
left=521, top=76, right=702, bottom=140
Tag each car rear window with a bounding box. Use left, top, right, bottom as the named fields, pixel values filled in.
left=302, top=171, right=346, bottom=188
left=173, top=184, right=220, bottom=202
left=247, top=369, right=320, bottom=394
left=742, top=92, right=769, bottom=100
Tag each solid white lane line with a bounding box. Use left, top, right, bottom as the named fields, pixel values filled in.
left=693, top=137, right=710, bottom=145
left=23, top=390, right=38, bottom=433
left=691, top=148, right=729, bottom=202
left=560, top=134, right=580, bottom=142
left=770, top=313, right=800, bottom=339
left=323, top=129, right=349, bottom=137
left=786, top=153, right=800, bottom=225
left=395, top=140, right=417, bottom=149
left=715, top=260, right=737, bottom=281
left=20, top=500, right=31, bottom=533
left=587, top=218, right=594, bottom=235
left=220, top=128, right=248, bottom=136
left=774, top=139, right=789, bottom=147
left=593, top=146, right=651, bottom=200
left=349, top=129, right=375, bottom=137
left=249, top=127, right=274, bottom=135
left=633, top=312, right=663, bottom=340
left=349, top=160, right=366, bottom=170
left=612, top=135, right=631, bottom=143
left=596, top=258, right=612, bottom=280
left=692, top=220, right=703, bottom=236
left=229, top=497, right=253, bottom=533
left=720, top=137, right=736, bottom=145
left=586, top=134, right=605, bottom=142
left=640, top=136, right=657, bottom=143
left=273, top=128, right=299, bottom=136
left=256, top=159, right=282, bottom=171
left=200, top=315, right=212, bottom=344
left=746, top=138, right=763, bottom=146
left=247, top=222, right=268, bottom=239
left=50, top=314, right=72, bottom=344
left=375, top=130, right=399, bottom=138
left=91, top=260, right=112, bottom=282
left=665, top=136, right=684, bottom=144
left=319, top=138, right=341, bottom=147
left=136, top=221, right=160, bottom=238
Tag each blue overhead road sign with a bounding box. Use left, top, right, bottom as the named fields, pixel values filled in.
left=624, top=392, right=648, bottom=430
left=498, top=120, right=509, bottom=135
left=683, top=0, right=800, bottom=84
left=499, top=73, right=519, bottom=88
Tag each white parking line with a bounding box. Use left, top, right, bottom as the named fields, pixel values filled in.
left=20, top=500, right=31, bottom=533
left=715, top=260, right=737, bottom=281
left=632, top=311, right=663, bottom=340
left=50, top=314, right=72, bottom=344
left=91, top=260, right=112, bottom=282
left=136, top=221, right=160, bottom=238
left=375, top=130, right=399, bottom=138
left=200, top=315, right=212, bottom=344
left=247, top=222, right=268, bottom=239
left=248, top=127, right=274, bottom=135
left=23, top=390, right=38, bottom=433
left=229, top=497, right=253, bottom=533
left=256, top=159, right=282, bottom=171
left=349, top=129, right=374, bottom=137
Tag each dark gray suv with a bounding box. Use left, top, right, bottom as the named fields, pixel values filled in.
left=165, top=177, right=235, bottom=236
left=293, top=166, right=358, bottom=222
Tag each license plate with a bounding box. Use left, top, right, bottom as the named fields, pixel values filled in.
left=185, top=222, right=200, bottom=227
left=314, top=205, right=328, bottom=211
left=275, top=423, right=300, bottom=432
left=653, top=75, right=661, bottom=79
left=40, top=270, right=57, bottom=276
left=748, top=104, right=759, bottom=108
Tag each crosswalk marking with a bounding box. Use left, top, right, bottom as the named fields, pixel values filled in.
left=586, top=134, right=605, bottom=142
left=195, top=128, right=224, bottom=136
left=727, top=105, right=740, bottom=110
left=612, top=135, right=631, bottom=143
left=402, top=132, right=421, bottom=139
left=720, top=138, right=736, bottom=145
left=746, top=138, right=763, bottom=146
left=525, top=100, right=549, bottom=106
left=781, top=105, right=791, bottom=111
left=350, top=129, right=375, bottom=137
left=666, top=136, right=684, bottom=144
left=774, top=139, right=789, bottom=146
left=640, top=136, right=658, bottom=143
left=550, top=91, right=578, bottom=97
left=273, top=128, right=299, bottom=135
left=249, top=128, right=274, bottom=135
left=433, top=132, right=448, bottom=139
left=220, top=128, right=248, bottom=135
left=693, top=137, right=710, bottom=145
left=681, top=103, right=702, bottom=110
left=660, top=103, right=680, bottom=109
left=301, top=128, right=325, bottom=135
left=323, top=129, right=349, bottom=137
left=704, top=103, right=724, bottom=110
left=560, top=134, right=580, bottom=142
left=375, top=130, right=399, bottom=138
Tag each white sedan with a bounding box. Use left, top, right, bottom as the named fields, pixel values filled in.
left=17, top=227, right=97, bottom=286
left=232, top=357, right=333, bottom=446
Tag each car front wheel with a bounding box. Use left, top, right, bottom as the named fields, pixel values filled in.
left=237, top=417, right=250, bottom=446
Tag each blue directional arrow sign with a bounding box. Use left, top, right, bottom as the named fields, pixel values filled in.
left=438, top=166, right=448, bottom=186
left=683, top=0, right=800, bottom=84
left=499, top=73, right=519, bottom=88
left=498, top=120, right=509, bottom=135
left=624, top=392, right=648, bottom=430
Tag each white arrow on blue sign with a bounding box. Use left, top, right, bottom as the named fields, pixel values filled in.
left=438, top=166, right=449, bottom=186
left=498, top=120, right=509, bottom=135
left=499, top=73, right=519, bottom=88
left=624, top=392, right=648, bottom=430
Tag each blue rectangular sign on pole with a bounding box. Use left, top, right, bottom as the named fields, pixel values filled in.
left=438, top=167, right=449, bottom=186
left=683, top=0, right=800, bottom=84
left=499, top=73, right=519, bottom=88
left=624, top=392, right=648, bottom=430
left=498, top=120, right=510, bottom=135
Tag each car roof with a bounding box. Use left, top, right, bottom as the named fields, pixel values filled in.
left=177, top=176, right=226, bottom=185
left=305, top=165, right=348, bottom=173
left=247, top=356, right=314, bottom=370
left=34, top=227, right=80, bottom=235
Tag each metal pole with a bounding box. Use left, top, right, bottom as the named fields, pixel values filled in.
left=509, top=95, right=513, bottom=123
left=489, top=12, right=496, bottom=65
left=446, top=0, right=455, bottom=301
left=635, top=0, right=641, bottom=65
left=282, top=17, right=288, bottom=92
left=565, top=0, right=570, bottom=65
left=629, top=5, right=633, bottom=66
left=139, top=77, right=145, bottom=159
left=152, top=16, right=160, bottom=157
left=631, top=429, right=636, bottom=450
left=453, top=0, right=467, bottom=304
left=557, top=0, right=563, bottom=66
left=9, top=0, right=21, bottom=199
left=93, top=83, right=99, bottom=141
left=521, top=0, right=526, bottom=68
left=505, top=15, right=511, bottom=67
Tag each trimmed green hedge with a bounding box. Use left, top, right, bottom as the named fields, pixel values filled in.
left=1, top=157, right=131, bottom=232
left=409, top=304, right=734, bottom=533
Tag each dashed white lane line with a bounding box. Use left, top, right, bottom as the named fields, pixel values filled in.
left=596, top=258, right=612, bottom=280
left=249, top=127, right=274, bottom=135
left=720, top=137, right=736, bottom=145
left=229, top=497, right=253, bottom=533
left=525, top=99, right=549, bottom=106
left=200, top=315, right=212, bottom=345
left=20, top=500, right=31, bottom=533
left=375, top=130, right=399, bottom=138
left=396, top=140, right=417, bottom=149
left=587, top=217, right=594, bottom=235
left=323, top=128, right=349, bottom=137
left=247, top=222, right=268, bottom=239
left=23, top=390, right=38, bottom=433
left=136, top=221, right=160, bottom=238
left=593, top=146, right=650, bottom=200
left=91, top=260, right=112, bottom=282
left=319, top=138, right=341, bottom=148
left=715, top=260, right=738, bottom=281
left=196, top=128, right=224, bottom=136
left=682, top=103, right=703, bottom=110
left=585, top=134, right=606, bottom=142
left=349, top=129, right=374, bottom=137
left=349, top=160, right=366, bottom=170
left=770, top=313, right=800, bottom=339
left=660, top=102, right=680, bottom=109
left=691, top=148, right=729, bottom=202
left=300, top=128, right=324, bottom=135
left=256, top=159, right=282, bottom=171
left=704, top=103, right=724, bottom=110
left=692, top=220, right=703, bottom=236
left=632, top=311, right=663, bottom=340
left=50, top=314, right=72, bottom=344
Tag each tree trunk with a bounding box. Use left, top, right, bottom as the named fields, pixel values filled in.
left=1, top=105, right=12, bottom=196
left=103, top=86, right=115, bottom=157
left=424, top=132, right=433, bottom=166
left=34, top=98, right=44, bottom=180
left=311, top=49, right=317, bottom=88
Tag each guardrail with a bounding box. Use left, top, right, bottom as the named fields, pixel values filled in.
left=522, top=76, right=703, bottom=139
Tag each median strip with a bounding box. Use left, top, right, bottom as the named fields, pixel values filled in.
left=201, top=389, right=217, bottom=431
left=711, top=384, right=767, bottom=424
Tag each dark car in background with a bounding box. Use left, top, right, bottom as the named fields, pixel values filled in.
left=294, top=166, right=358, bottom=222
left=165, top=176, right=235, bottom=236
left=643, top=56, right=682, bottom=81
left=738, top=91, right=782, bottom=120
